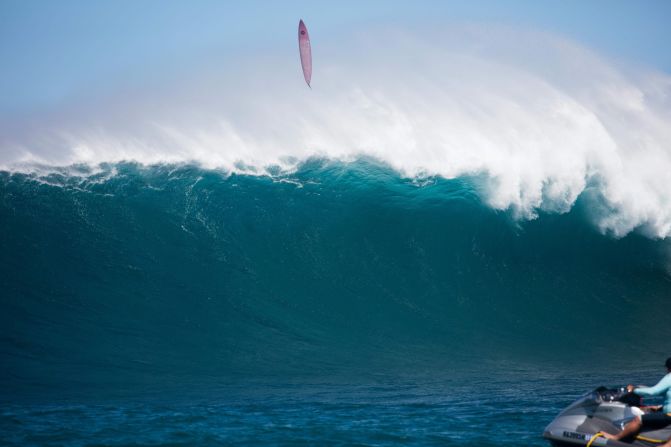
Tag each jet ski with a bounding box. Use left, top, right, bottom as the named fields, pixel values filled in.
left=544, top=386, right=671, bottom=446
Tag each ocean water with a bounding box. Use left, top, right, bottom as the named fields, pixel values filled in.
left=1, top=159, right=669, bottom=446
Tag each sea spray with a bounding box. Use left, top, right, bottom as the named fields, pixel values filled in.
left=2, top=26, right=670, bottom=237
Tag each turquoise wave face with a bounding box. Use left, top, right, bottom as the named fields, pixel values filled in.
left=0, top=159, right=668, bottom=398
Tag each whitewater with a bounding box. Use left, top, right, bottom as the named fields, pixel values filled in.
left=2, top=26, right=671, bottom=238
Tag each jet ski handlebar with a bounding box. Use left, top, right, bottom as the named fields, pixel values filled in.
left=593, top=386, right=642, bottom=407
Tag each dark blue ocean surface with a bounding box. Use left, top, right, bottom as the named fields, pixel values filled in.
left=1, top=159, right=669, bottom=445
left=2, top=369, right=668, bottom=446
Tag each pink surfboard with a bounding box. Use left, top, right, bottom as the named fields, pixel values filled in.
left=298, top=19, right=312, bottom=88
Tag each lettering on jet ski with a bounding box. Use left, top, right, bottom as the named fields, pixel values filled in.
left=563, top=431, right=587, bottom=440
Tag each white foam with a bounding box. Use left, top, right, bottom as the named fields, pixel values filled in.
left=1, top=25, right=670, bottom=238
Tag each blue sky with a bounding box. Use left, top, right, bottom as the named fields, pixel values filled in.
left=1, top=0, right=670, bottom=115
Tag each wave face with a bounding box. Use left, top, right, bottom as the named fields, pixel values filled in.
left=1, top=160, right=669, bottom=398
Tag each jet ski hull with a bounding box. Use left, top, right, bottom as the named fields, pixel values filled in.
left=543, top=387, right=670, bottom=446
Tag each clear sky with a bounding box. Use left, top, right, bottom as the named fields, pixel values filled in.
left=1, top=0, right=670, bottom=115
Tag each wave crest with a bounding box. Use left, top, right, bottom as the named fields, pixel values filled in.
left=2, top=26, right=670, bottom=237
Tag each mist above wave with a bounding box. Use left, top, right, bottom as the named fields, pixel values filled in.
left=1, top=25, right=670, bottom=237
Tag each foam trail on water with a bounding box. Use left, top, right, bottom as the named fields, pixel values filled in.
left=1, top=26, right=670, bottom=237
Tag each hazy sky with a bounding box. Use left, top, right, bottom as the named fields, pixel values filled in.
left=1, top=0, right=670, bottom=115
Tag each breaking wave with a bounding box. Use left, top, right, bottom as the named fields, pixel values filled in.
left=1, top=26, right=670, bottom=238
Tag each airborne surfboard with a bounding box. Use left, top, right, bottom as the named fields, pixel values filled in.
left=298, top=19, right=312, bottom=88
